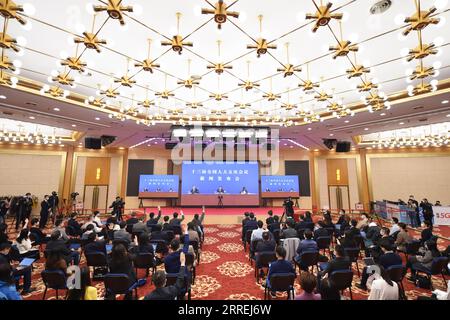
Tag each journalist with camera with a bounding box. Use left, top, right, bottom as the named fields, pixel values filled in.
left=109, top=196, right=125, bottom=221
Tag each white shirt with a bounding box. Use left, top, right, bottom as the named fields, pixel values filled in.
left=251, top=228, right=264, bottom=242
left=390, top=223, right=400, bottom=235
left=368, top=279, right=399, bottom=300
left=16, top=238, right=32, bottom=254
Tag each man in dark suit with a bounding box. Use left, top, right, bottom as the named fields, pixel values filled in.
left=147, top=206, right=162, bottom=226
left=169, top=211, right=185, bottom=226
left=295, top=214, right=310, bottom=230
left=150, top=224, right=169, bottom=244
left=39, top=195, right=51, bottom=229
left=45, top=230, right=80, bottom=265
left=420, top=220, right=433, bottom=243
left=255, top=232, right=276, bottom=253
left=280, top=220, right=298, bottom=239
left=162, top=216, right=172, bottom=231
left=268, top=215, right=281, bottom=233
left=84, top=232, right=107, bottom=256
left=190, top=186, right=199, bottom=194
left=265, top=210, right=275, bottom=225
left=144, top=252, right=186, bottom=300
left=29, top=218, right=48, bottom=244
left=313, top=221, right=329, bottom=240
left=266, top=246, right=295, bottom=298
left=67, top=212, right=83, bottom=237
left=126, top=212, right=139, bottom=226
left=420, top=198, right=434, bottom=226
left=243, top=213, right=258, bottom=241
left=164, top=226, right=189, bottom=274
left=317, top=245, right=351, bottom=288
left=109, top=197, right=125, bottom=221
left=347, top=219, right=361, bottom=240
left=113, top=221, right=131, bottom=244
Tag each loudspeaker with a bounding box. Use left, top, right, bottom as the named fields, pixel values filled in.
left=85, top=137, right=102, bottom=150
left=101, top=135, right=117, bottom=147
left=165, top=142, right=178, bottom=150
left=336, top=141, right=351, bottom=153
left=323, top=139, right=337, bottom=150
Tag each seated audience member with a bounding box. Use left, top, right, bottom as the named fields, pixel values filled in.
left=150, top=224, right=169, bottom=244
left=147, top=206, right=162, bottom=226
left=242, top=212, right=250, bottom=229
left=126, top=212, right=139, bottom=226
left=304, top=211, right=313, bottom=223
left=187, top=222, right=200, bottom=244
left=0, top=262, right=22, bottom=300
left=67, top=212, right=83, bottom=237
left=294, top=230, right=318, bottom=270
left=107, top=244, right=136, bottom=300
left=295, top=214, right=309, bottom=230
left=390, top=217, right=400, bottom=236
left=0, top=242, right=34, bottom=295
left=336, top=209, right=346, bottom=225
left=407, top=238, right=442, bottom=282
left=84, top=232, right=107, bottom=256
left=92, top=211, right=102, bottom=227
left=421, top=220, right=433, bottom=244
left=15, top=229, right=39, bottom=260
left=132, top=216, right=149, bottom=235
left=45, top=230, right=80, bottom=265
left=162, top=216, right=172, bottom=231
left=368, top=266, right=399, bottom=300
left=348, top=219, right=361, bottom=240
left=356, top=213, right=370, bottom=230
left=280, top=220, right=297, bottom=239
left=266, top=246, right=295, bottom=297
left=244, top=213, right=258, bottom=232
left=357, top=242, right=402, bottom=291
left=106, top=212, right=118, bottom=226
left=295, top=272, right=321, bottom=300
left=251, top=220, right=265, bottom=242
left=394, top=223, right=413, bottom=252
left=319, top=278, right=340, bottom=300
left=134, top=233, right=155, bottom=255
left=45, top=250, right=68, bottom=274
left=144, top=252, right=187, bottom=300
left=266, top=210, right=275, bottom=225
left=255, top=232, right=276, bottom=254
left=29, top=218, right=48, bottom=244
left=369, top=227, right=395, bottom=260
left=67, top=266, right=98, bottom=300
left=114, top=221, right=132, bottom=245
left=364, top=221, right=381, bottom=247
left=190, top=206, right=205, bottom=233
left=317, top=245, right=351, bottom=287
left=0, top=224, right=10, bottom=245
left=81, top=215, right=102, bottom=234
left=81, top=224, right=96, bottom=240
left=164, top=225, right=189, bottom=274
left=323, top=212, right=335, bottom=231
left=338, top=230, right=357, bottom=248
left=169, top=211, right=185, bottom=226
left=268, top=215, right=281, bottom=233
left=54, top=219, right=69, bottom=241
left=313, top=221, right=329, bottom=240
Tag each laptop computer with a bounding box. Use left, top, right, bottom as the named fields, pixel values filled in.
left=106, top=244, right=113, bottom=252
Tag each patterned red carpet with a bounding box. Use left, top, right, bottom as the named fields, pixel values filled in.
left=18, top=222, right=449, bottom=300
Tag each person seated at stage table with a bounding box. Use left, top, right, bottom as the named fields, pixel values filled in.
left=216, top=186, right=225, bottom=194
left=144, top=252, right=186, bottom=300
left=113, top=221, right=132, bottom=245
left=280, top=220, right=298, bottom=239
left=240, top=187, right=249, bottom=195
left=68, top=212, right=83, bottom=237
left=266, top=210, right=275, bottom=225
left=421, top=220, right=434, bottom=244
left=84, top=232, right=107, bottom=256
left=132, top=216, right=149, bottom=235
left=268, top=215, right=281, bottom=233
left=394, top=222, right=414, bottom=252
left=295, top=272, right=321, bottom=301
left=147, top=206, right=162, bottom=226
left=190, top=185, right=200, bottom=194
left=169, top=211, right=185, bottom=226
left=164, top=225, right=189, bottom=274
left=313, top=221, right=329, bottom=240
left=294, top=230, right=319, bottom=271
left=356, top=242, right=402, bottom=291
left=126, top=212, right=139, bottom=226
left=266, top=246, right=295, bottom=297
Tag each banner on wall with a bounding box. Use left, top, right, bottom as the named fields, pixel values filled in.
left=434, top=206, right=450, bottom=226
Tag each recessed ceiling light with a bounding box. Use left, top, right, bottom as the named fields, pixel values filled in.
left=307, top=128, right=312, bottom=131
left=380, top=113, right=386, bottom=116
left=95, top=117, right=100, bottom=121
left=399, top=122, right=404, bottom=125
left=53, top=107, right=60, bottom=111
left=446, top=114, right=450, bottom=117
left=442, top=100, right=449, bottom=104
left=29, top=116, right=35, bottom=119
left=289, top=146, right=293, bottom=148
left=72, top=124, right=77, bottom=127
left=345, top=120, right=349, bottom=123
left=364, top=128, right=369, bottom=131
left=0, top=95, right=6, bottom=99
left=329, top=134, right=334, bottom=136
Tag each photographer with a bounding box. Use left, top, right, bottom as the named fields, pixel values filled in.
left=0, top=197, right=10, bottom=225
left=48, top=191, right=59, bottom=221
left=15, top=194, right=33, bottom=230
left=283, top=197, right=294, bottom=218
left=109, top=197, right=125, bottom=221
left=39, top=195, right=51, bottom=229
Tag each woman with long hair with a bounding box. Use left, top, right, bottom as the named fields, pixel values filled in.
left=368, top=266, right=399, bottom=300
left=107, top=244, right=136, bottom=300
left=407, top=239, right=441, bottom=282
left=15, top=229, right=39, bottom=260
left=66, top=267, right=98, bottom=300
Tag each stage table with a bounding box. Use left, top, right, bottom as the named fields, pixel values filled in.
left=181, top=194, right=259, bottom=206
left=138, top=192, right=179, bottom=207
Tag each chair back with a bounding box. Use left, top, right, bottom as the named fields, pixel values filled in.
left=66, top=225, right=77, bottom=237
left=146, top=223, right=157, bottom=232
left=344, top=247, right=360, bottom=262
left=104, top=274, right=133, bottom=294
left=8, top=245, right=22, bottom=262
left=185, top=252, right=195, bottom=269
left=164, top=230, right=175, bottom=243
left=353, top=235, right=363, bottom=248
left=41, top=270, right=67, bottom=289
left=300, top=251, right=319, bottom=267
left=134, top=253, right=155, bottom=269
left=165, top=273, right=189, bottom=296
left=85, top=251, right=108, bottom=267
left=330, top=269, right=353, bottom=291
left=256, top=252, right=277, bottom=268
left=272, top=229, right=281, bottom=244
left=171, top=225, right=182, bottom=236
left=316, top=236, right=331, bottom=250
left=406, top=240, right=421, bottom=255
left=430, top=257, right=449, bottom=275
left=125, top=224, right=134, bottom=234
left=296, top=229, right=307, bottom=240
left=387, top=265, right=406, bottom=282
left=269, top=273, right=296, bottom=291
left=189, top=240, right=200, bottom=252
left=325, top=227, right=335, bottom=237
left=150, top=240, right=168, bottom=254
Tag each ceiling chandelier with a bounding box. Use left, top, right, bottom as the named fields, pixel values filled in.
left=201, top=0, right=239, bottom=30
left=0, top=120, right=69, bottom=145
left=305, top=0, right=343, bottom=33
left=247, top=15, right=277, bottom=58
left=161, top=12, right=193, bottom=55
